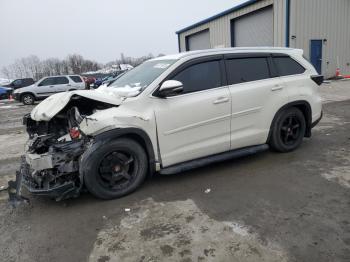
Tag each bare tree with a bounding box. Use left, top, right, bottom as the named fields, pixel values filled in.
left=1, top=67, right=12, bottom=80
left=1, top=52, right=160, bottom=80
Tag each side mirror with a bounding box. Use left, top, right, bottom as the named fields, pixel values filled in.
left=158, top=80, right=183, bottom=98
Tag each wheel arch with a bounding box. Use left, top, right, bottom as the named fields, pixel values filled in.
left=92, top=128, right=156, bottom=176
left=267, top=100, right=312, bottom=143
left=20, top=92, right=36, bottom=101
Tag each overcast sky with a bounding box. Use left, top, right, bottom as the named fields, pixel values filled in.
left=0, top=0, right=245, bottom=71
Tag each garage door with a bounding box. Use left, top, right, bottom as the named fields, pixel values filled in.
left=186, top=29, right=210, bottom=51
left=232, top=7, right=273, bottom=47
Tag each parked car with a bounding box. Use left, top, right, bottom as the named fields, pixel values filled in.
left=98, top=73, right=126, bottom=88
left=13, top=75, right=85, bottom=105
left=3, top=78, right=35, bottom=90
left=11, top=48, right=323, bottom=201
left=0, top=86, right=12, bottom=100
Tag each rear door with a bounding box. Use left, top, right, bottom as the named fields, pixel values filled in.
left=154, top=56, right=231, bottom=167
left=225, top=54, right=288, bottom=149
left=271, top=54, right=307, bottom=103
left=69, top=75, right=85, bottom=89
left=53, top=76, right=70, bottom=92
left=310, top=40, right=322, bottom=74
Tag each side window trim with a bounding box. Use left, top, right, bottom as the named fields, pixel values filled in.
left=267, top=55, right=279, bottom=78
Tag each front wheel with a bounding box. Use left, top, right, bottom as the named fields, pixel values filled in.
left=269, top=107, right=306, bottom=152
left=83, top=138, right=148, bottom=200
left=22, top=94, right=35, bottom=105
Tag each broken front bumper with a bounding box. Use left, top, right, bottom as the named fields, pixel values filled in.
left=9, top=154, right=81, bottom=202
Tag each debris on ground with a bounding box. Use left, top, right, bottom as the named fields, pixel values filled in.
left=204, top=188, right=211, bottom=194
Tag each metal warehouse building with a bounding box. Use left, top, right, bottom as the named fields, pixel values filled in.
left=176, top=0, right=350, bottom=78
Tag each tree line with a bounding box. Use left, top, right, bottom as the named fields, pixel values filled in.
left=1, top=53, right=163, bottom=80
left=1, top=54, right=100, bottom=80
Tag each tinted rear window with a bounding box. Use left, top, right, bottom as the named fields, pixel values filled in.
left=273, top=57, right=305, bottom=76
left=172, top=60, right=222, bottom=93
left=225, top=57, right=270, bottom=85
left=69, top=76, right=82, bottom=83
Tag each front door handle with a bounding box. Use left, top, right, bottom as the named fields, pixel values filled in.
left=271, top=85, right=283, bottom=91
left=213, top=97, right=229, bottom=104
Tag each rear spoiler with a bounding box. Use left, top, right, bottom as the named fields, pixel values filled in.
left=311, top=75, right=324, bottom=86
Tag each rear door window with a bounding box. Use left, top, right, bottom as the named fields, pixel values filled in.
left=171, top=60, right=222, bottom=94
left=273, top=56, right=305, bottom=76
left=54, top=77, right=69, bottom=85
left=225, top=57, right=270, bottom=85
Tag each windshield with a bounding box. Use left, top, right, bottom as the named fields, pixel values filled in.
left=109, top=59, right=177, bottom=90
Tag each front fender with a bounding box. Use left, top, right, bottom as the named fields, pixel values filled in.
left=82, top=128, right=157, bottom=176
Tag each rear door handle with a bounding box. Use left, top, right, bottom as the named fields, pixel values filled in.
left=213, top=97, right=229, bottom=104
left=271, top=85, right=283, bottom=91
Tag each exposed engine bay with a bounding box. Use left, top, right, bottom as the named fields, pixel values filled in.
left=10, top=95, right=116, bottom=202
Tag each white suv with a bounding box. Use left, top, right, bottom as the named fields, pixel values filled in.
left=13, top=75, right=85, bottom=105
left=11, top=48, right=323, bottom=201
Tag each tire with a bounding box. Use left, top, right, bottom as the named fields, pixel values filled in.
left=21, top=93, right=35, bottom=105
left=269, top=107, right=306, bottom=152
left=83, top=138, right=148, bottom=200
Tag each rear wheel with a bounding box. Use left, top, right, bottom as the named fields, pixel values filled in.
left=22, top=94, right=35, bottom=105
left=83, top=138, right=148, bottom=200
left=269, top=107, right=306, bottom=152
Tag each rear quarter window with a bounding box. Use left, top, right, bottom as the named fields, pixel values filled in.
left=273, top=57, right=306, bottom=76
left=69, top=76, right=83, bottom=83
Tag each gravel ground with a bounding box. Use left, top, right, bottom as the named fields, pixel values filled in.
left=0, top=81, right=349, bottom=262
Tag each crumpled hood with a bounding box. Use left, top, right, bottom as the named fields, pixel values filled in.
left=31, top=89, right=124, bottom=121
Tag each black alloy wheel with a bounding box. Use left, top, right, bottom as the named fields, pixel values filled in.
left=83, top=138, right=148, bottom=199
left=98, top=151, right=135, bottom=191
left=269, top=107, right=306, bottom=152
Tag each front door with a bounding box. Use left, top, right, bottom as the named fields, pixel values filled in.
left=36, top=77, right=57, bottom=97
left=310, top=40, right=322, bottom=74
left=154, top=58, right=231, bottom=167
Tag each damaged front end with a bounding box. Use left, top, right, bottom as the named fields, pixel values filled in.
left=9, top=95, right=116, bottom=202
